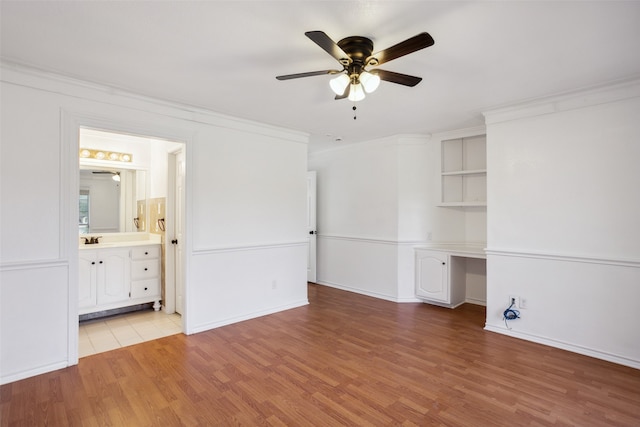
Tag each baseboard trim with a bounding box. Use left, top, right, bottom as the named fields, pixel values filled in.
left=315, top=280, right=406, bottom=303
left=484, top=325, right=640, bottom=370
left=187, top=299, right=309, bottom=335
left=1, top=361, right=69, bottom=386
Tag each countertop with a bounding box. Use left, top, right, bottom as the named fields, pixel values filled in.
left=414, top=244, right=486, bottom=259
left=79, top=232, right=161, bottom=250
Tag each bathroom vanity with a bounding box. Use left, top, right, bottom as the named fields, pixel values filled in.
left=79, top=234, right=161, bottom=315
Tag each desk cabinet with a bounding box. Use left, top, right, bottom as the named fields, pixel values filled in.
left=415, top=246, right=486, bottom=308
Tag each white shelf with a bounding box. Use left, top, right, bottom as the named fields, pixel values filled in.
left=440, top=135, right=486, bottom=206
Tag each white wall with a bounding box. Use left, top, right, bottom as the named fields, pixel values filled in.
left=310, top=132, right=487, bottom=303
left=309, top=136, right=434, bottom=302
left=0, top=64, right=309, bottom=384
left=484, top=80, right=640, bottom=368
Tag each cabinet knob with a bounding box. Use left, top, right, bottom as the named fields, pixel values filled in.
left=144, top=267, right=148, bottom=271
left=144, top=287, right=148, bottom=291
left=442, top=262, right=446, bottom=265
left=145, top=251, right=148, bottom=255
left=91, top=261, right=95, bottom=265
left=99, top=261, right=103, bottom=264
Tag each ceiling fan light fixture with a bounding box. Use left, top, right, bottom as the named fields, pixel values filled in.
left=348, top=83, right=366, bottom=102
left=329, top=73, right=350, bottom=95
left=360, top=71, right=380, bottom=93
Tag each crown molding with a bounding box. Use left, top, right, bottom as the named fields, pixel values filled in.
left=483, top=76, right=640, bottom=125
left=430, top=125, right=486, bottom=141
left=0, top=59, right=309, bottom=144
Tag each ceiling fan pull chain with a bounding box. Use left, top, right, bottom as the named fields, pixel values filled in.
left=353, top=104, right=357, bottom=120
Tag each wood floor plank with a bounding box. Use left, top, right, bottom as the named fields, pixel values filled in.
left=2, top=283, right=639, bottom=426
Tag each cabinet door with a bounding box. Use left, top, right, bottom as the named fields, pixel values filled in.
left=415, top=251, right=448, bottom=302
left=97, top=249, right=131, bottom=305
left=78, top=251, right=97, bottom=308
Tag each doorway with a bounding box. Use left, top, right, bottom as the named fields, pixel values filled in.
left=165, top=148, right=185, bottom=315
left=76, top=127, right=186, bottom=357
left=307, top=171, right=317, bottom=282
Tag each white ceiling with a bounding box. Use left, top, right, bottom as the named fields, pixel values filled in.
left=2, top=1, right=639, bottom=152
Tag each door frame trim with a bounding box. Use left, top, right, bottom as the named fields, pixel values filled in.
left=63, top=110, right=192, bottom=365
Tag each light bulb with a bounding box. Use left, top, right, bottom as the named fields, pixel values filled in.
left=360, top=71, right=380, bottom=93
left=348, top=83, right=366, bottom=102
left=329, top=74, right=350, bottom=95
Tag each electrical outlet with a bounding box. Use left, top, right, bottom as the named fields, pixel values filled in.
left=509, top=295, right=520, bottom=308
left=519, top=298, right=527, bottom=309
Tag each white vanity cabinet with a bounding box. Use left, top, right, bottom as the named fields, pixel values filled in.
left=79, top=248, right=131, bottom=310
left=130, top=246, right=161, bottom=302
left=78, top=250, right=98, bottom=309
left=79, top=243, right=161, bottom=315
left=415, top=246, right=486, bottom=308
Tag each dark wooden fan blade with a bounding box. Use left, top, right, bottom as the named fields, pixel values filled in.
left=305, top=31, right=352, bottom=65
left=367, top=32, right=434, bottom=66
left=373, top=69, right=422, bottom=87
left=276, top=70, right=341, bottom=80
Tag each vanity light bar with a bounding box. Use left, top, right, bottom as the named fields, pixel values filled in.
left=79, top=148, right=133, bottom=163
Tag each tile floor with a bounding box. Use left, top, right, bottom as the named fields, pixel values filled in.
left=79, top=310, right=182, bottom=358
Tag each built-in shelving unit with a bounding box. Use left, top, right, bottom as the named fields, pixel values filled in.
left=440, top=134, right=486, bottom=206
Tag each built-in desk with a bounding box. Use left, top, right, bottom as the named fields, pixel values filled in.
left=414, top=245, right=486, bottom=308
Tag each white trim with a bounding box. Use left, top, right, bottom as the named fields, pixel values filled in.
left=430, top=125, right=487, bottom=141
left=484, top=325, right=640, bottom=370
left=318, top=234, right=429, bottom=247
left=483, top=77, right=640, bottom=125
left=486, top=248, right=640, bottom=268
left=188, top=300, right=309, bottom=335
left=314, top=280, right=408, bottom=303
left=309, top=133, right=431, bottom=156
left=465, top=297, right=486, bottom=306
left=1, top=61, right=309, bottom=145
left=192, top=240, right=309, bottom=255
left=1, top=361, right=69, bottom=386
left=0, top=259, right=68, bottom=271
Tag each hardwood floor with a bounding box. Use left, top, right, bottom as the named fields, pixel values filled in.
left=2, top=283, right=639, bottom=426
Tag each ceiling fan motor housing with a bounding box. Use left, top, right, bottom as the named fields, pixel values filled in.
left=337, top=36, right=374, bottom=82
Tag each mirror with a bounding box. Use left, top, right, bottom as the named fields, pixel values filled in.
left=79, top=167, right=147, bottom=234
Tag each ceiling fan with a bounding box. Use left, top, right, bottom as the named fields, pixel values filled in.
left=276, top=30, right=435, bottom=102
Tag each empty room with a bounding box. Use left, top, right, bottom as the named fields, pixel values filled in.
left=1, top=1, right=639, bottom=425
